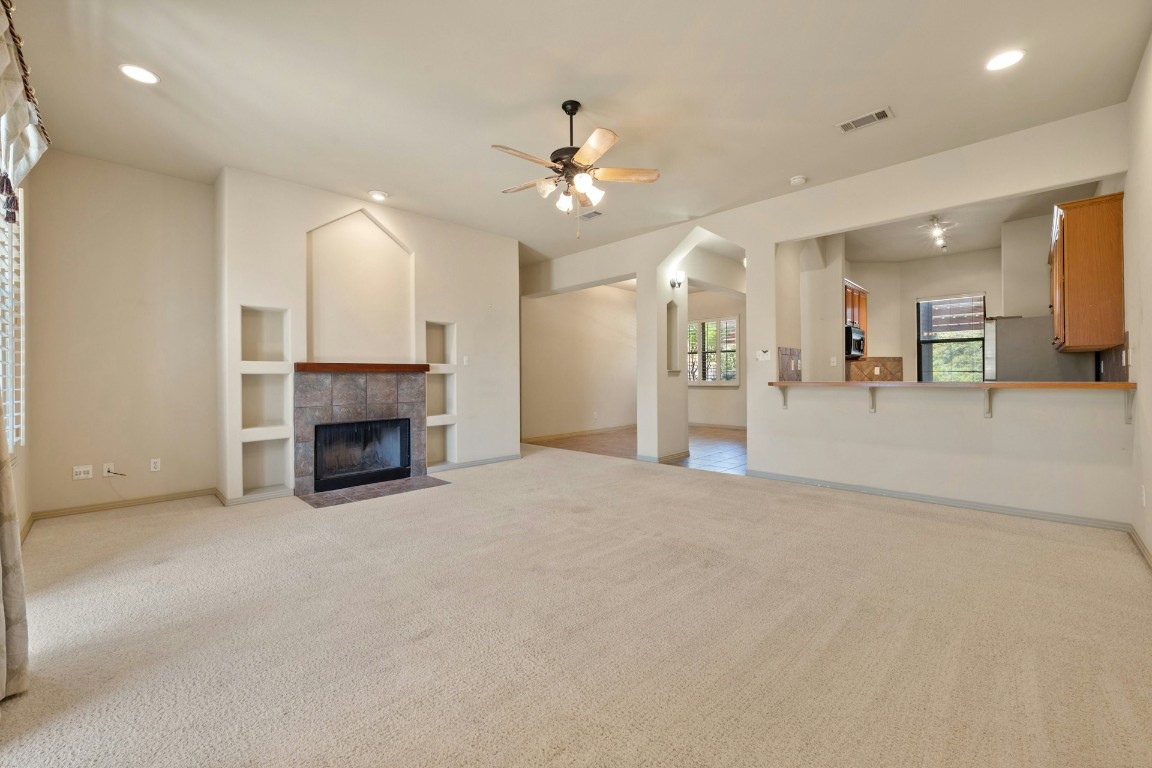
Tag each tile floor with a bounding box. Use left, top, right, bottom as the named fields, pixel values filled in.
left=299, top=474, right=450, bottom=508
left=525, top=425, right=747, bottom=475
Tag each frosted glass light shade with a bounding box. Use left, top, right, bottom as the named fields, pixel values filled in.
left=585, top=185, right=605, bottom=205
left=537, top=178, right=558, bottom=198
left=556, top=192, right=574, bottom=213
left=573, top=172, right=594, bottom=193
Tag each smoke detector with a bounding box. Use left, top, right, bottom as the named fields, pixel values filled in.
left=838, top=107, right=893, bottom=134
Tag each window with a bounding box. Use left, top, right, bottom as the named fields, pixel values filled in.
left=917, top=295, right=985, bottom=382
left=0, top=190, right=23, bottom=447
left=686, top=316, right=738, bottom=384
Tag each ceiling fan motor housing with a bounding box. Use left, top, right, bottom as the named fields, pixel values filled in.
left=549, top=147, right=582, bottom=167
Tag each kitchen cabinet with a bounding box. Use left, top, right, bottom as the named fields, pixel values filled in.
left=1050, top=193, right=1124, bottom=352
left=844, top=281, right=868, bottom=356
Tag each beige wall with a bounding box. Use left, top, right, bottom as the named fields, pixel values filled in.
left=24, top=151, right=218, bottom=513
left=520, top=285, right=636, bottom=439
left=774, top=242, right=802, bottom=350
left=1001, top=215, right=1052, bottom=318
left=799, top=236, right=847, bottom=381
left=308, top=211, right=413, bottom=363
left=1127, top=29, right=1152, bottom=547
left=687, top=290, right=746, bottom=427
left=846, top=262, right=901, bottom=357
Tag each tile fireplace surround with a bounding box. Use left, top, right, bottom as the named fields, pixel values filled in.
left=293, top=363, right=430, bottom=496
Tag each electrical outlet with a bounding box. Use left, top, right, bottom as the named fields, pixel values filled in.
left=103, top=462, right=116, bottom=478
left=874, top=366, right=881, bottom=376
left=150, top=458, right=161, bottom=472
left=592, top=411, right=599, bottom=421
left=72, top=465, right=93, bottom=481
left=830, top=357, right=838, bottom=367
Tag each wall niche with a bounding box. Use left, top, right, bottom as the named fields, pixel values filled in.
left=307, top=210, right=414, bottom=362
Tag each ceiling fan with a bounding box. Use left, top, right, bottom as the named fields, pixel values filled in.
left=492, top=100, right=660, bottom=214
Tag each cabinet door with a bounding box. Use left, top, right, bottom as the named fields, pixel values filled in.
left=1064, top=198, right=1123, bottom=350
left=1051, top=217, right=1065, bottom=348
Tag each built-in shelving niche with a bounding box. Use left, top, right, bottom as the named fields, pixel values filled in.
left=241, top=374, right=288, bottom=429
left=241, top=438, right=290, bottom=498
left=237, top=306, right=292, bottom=501
left=426, top=320, right=458, bottom=467
left=241, top=306, right=288, bottom=362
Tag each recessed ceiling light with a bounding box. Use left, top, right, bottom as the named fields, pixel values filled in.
left=369, top=190, right=389, bottom=202
left=790, top=175, right=808, bottom=186
left=119, top=64, right=160, bottom=84
left=985, top=50, right=1025, bottom=71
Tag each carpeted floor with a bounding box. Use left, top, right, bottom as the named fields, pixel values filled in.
left=3, top=445, right=1151, bottom=767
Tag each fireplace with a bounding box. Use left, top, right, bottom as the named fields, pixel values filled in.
left=293, top=364, right=429, bottom=496
left=314, top=418, right=411, bottom=492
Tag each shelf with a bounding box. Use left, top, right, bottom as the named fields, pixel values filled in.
left=293, top=362, right=430, bottom=373
left=426, top=321, right=456, bottom=365
left=767, top=380, right=1136, bottom=421
left=427, top=414, right=458, bottom=427
left=242, top=439, right=290, bottom=498
left=241, top=373, right=289, bottom=429
left=426, top=371, right=454, bottom=418
left=239, top=361, right=292, bottom=375
left=241, top=306, right=287, bottom=362
left=238, top=484, right=294, bottom=503
left=240, top=425, right=292, bottom=443
left=766, top=381, right=1136, bottom=390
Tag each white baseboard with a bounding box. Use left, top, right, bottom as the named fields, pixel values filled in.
left=688, top=423, right=748, bottom=430
left=745, top=470, right=1133, bottom=532
left=1132, top=527, right=1152, bottom=571
left=429, top=454, right=521, bottom=473
left=522, top=425, right=636, bottom=443
left=25, top=488, right=219, bottom=536
left=637, top=451, right=690, bottom=464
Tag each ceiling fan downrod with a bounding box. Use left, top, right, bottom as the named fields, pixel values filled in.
left=561, top=100, right=580, bottom=149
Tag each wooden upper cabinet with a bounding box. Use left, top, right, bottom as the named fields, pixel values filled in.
left=1049, top=193, right=1124, bottom=352
left=844, top=280, right=868, bottom=356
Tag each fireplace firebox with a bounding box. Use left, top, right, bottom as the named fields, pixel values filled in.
left=314, top=418, right=411, bottom=492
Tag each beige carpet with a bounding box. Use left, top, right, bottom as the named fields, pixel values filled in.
left=2, top=445, right=1151, bottom=767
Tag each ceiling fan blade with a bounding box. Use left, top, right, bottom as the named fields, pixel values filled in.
left=575, top=190, right=594, bottom=209
left=572, top=128, right=618, bottom=167
left=593, top=167, right=661, bottom=183
left=501, top=178, right=551, bottom=194
left=492, top=145, right=560, bottom=170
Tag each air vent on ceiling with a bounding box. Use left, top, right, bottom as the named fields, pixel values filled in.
left=579, top=210, right=603, bottom=221
left=838, top=106, right=893, bottom=134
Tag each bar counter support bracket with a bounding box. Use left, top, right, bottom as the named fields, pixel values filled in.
left=868, top=387, right=877, bottom=414
left=1126, top=390, right=1135, bottom=425
left=984, top=388, right=993, bottom=419
left=778, top=386, right=789, bottom=410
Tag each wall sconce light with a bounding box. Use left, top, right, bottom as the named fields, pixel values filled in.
left=670, top=271, right=685, bottom=289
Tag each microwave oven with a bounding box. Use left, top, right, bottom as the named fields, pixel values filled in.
left=846, top=325, right=865, bottom=358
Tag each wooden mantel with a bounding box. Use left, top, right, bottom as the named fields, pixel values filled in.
left=294, top=362, right=431, bottom=373
left=766, top=380, right=1136, bottom=421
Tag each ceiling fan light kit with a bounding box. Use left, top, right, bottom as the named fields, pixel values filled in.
left=493, top=100, right=660, bottom=227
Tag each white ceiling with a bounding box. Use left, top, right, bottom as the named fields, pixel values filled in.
left=19, top=1, right=1152, bottom=261
left=842, top=181, right=1105, bottom=262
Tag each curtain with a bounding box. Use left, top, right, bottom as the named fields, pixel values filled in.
left=0, top=0, right=46, bottom=705
left=0, top=0, right=49, bottom=189
left=0, top=395, right=25, bottom=700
